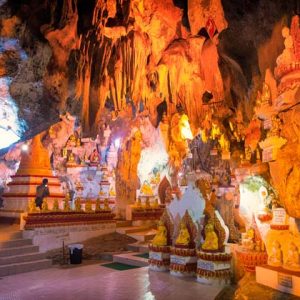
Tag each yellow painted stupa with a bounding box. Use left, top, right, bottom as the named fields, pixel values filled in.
left=2, top=133, right=64, bottom=219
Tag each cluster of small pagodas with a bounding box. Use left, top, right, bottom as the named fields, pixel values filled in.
left=28, top=194, right=111, bottom=213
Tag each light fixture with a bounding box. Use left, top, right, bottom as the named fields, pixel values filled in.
left=114, top=138, right=121, bottom=149
left=21, top=143, right=29, bottom=152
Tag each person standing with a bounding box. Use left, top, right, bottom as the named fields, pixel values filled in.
left=35, top=178, right=50, bottom=209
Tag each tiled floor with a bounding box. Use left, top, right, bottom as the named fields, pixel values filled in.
left=0, top=263, right=223, bottom=300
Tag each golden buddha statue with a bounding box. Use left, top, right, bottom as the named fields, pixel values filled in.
left=109, top=186, right=116, bottom=197
left=103, top=198, right=111, bottom=211
left=95, top=198, right=101, bottom=211
left=135, top=197, right=142, bottom=208
left=268, top=240, right=283, bottom=267
left=62, top=147, right=68, bottom=159
left=76, top=138, right=81, bottom=147
left=85, top=200, right=93, bottom=212
left=41, top=199, right=49, bottom=212
left=74, top=198, right=82, bottom=212
left=175, top=221, right=190, bottom=247
left=140, top=181, right=153, bottom=196
left=67, top=152, right=76, bottom=165
left=144, top=197, right=151, bottom=209
left=152, top=221, right=167, bottom=247
left=202, top=221, right=219, bottom=251
left=284, top=242, right=300, bottom=271
left=152, top=198, right=159, bottom=209
left=68, top=134, right=76, bottom=146
left=28, top=198, right=37, bottom=213
left=63, top=194, right=71, bottom=212
left=52, top=199, right=60, bottom=212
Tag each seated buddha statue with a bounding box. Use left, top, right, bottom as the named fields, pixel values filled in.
left=175, top=221, right=190, bottom=247
left=202, top=222, right=219, bottom=251
left=67, top=152, right=76, bottom=166
left=284, top=242, right=300, bottom=271
left=90, top=149, right=100, bottom=165
left=140, top=181, right=153, bottom=196
left=268, top=240, right=283, bottom=267
left=152, top=221, right=167, bottom=247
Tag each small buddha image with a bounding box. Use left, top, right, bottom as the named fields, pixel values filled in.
left=268, top=240, right=283, bottom=267
left=152, top=221, right=167, bottom=247
left=90, top=149, right=101, bottom=165
left=67, top=152, right=76, bottom=165
left=175, top=221, right=190, bottom=247
left=140, top=181, right=153, bottom=196
left=103, top=198, right=110, bottom=211
left=62, top=147, right=68, bottom=158
left=201, top=221, right=219, bottom=251
left=67, top=134, right=77, bottom=146
left=284, top=242, right=300, bottom=271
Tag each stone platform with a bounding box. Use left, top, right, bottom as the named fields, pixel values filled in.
left=23, top=222, right=116, bottom=252
left=256, top=265, right=300, bottom=297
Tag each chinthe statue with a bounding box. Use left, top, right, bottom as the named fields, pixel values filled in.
left=202, top=222, right=219, bottom=251
left=175, top=221, right=190, bottom=247
left=152, top=221, right=167, bottom=247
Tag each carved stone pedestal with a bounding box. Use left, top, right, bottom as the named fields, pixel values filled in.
left=149, top=245, right=171, bottom=272
left=169, top=247, right=197, bottom=277
left=196, top=251, right=232, bottom=285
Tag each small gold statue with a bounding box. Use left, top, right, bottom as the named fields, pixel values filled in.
left=76, top=138, right=81, bottom=147
left=152, top=221, right=167, bottom=247
left=134, top=197, right=142, bottom=208
left=202, top=221, right=219, bottom=251
left=95, top=198, right=101, bottom=212
left=103, top=198, right=110, bottom=211
left=28, top=199, right=37, bottom=213
left=152, top=198, right=159, bottom=209
left=74, top=198, right=82, bottom=212
left=52, top=199, right=60, bottom=212
left=67, top=152, right=76, bottom=164
left=284, top=242, right=300, bottom=271
left=85, top=200, right=93, bottom=212
left=268, top=240, right=283, bottom=267
left=144, top=197, right=151, bottom=209
left=41, top=199, right=49, bottom=212
left=175, top=221, right=190, bottom=246
left=63, top=194, right=71, bottom=212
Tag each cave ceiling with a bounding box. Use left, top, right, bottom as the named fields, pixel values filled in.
left=0, top=0, right=297, bottom=153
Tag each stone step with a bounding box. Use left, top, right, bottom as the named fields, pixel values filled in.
left=0, top=231, right=22, bottom=241
left=0, top=238, right=32, bottom=249
left=0, top=259, right=52, bottom=277
left=116, top=220, right=132, bottom=228
left=113, top=252, right=148, bottom=267
left=127, top=230, right=156, bottom=242
left=0, top=252, right=46, bottom=265
left=0, top=245, right=39, bottom=257
left=116, top=226, right=153, bottom=235
left=127, top=242, right=149, bottom=253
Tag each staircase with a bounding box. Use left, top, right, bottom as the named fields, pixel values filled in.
left=0, top=226, right=52, bottom=276
left=113, top=220, right=157, bottom=267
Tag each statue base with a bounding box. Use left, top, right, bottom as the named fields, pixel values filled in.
left=149, top=245, right=171, bottom=271
left=256, top=265, right=300, bottom=297
left=170, top=247, right=197, bottom=277
left=196, top=251, right=232, bottom=285
left=236, top=246, right=268, bottom=273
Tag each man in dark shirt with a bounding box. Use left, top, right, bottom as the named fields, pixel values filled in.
left=35, top=178, right=50, bottom=209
